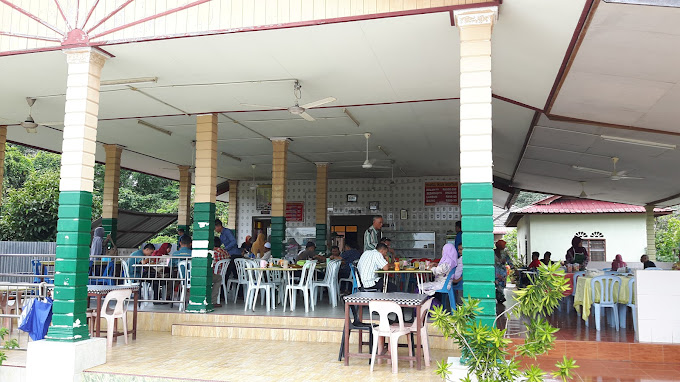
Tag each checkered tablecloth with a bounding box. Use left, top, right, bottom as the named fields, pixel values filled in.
left=87, top=284, right=140, bottom=295
left=343, top=292, right=428, bottom=306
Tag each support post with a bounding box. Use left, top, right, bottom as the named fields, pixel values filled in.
left=227, top=179, right=238, bottom=234
left=454, top=6, right=498, bottom=327
left=102, top=144, right=123, bottom=241
left=270, top=138, right=289, bottom=258
left=177, top=165, right=192, bottom=233
left=47, top=47, right=107, bottom=342
left=645, top=204, right=656, bottom=261
left=186, top=114, right=217, bottom=313
left=0, top=126, right=6, bottom=203
left=315, top=163, right=329, bottom=253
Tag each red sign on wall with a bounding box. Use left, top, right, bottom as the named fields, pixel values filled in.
left=285, top=202, right=305, bottom=222
left=424, top=182, right=459, bottom=206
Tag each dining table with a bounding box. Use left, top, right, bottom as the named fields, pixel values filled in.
left=245, top=266, right=301, bottom=312
left=87, top=284, right=140, bottom=340
left=573, top=274, right=633, bottom=321
left=342, top=292, right=429, bottom=370
left=374, top=269, right=433, bottom=293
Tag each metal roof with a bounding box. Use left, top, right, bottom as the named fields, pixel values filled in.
left=91, top=210, right=177, bottom=249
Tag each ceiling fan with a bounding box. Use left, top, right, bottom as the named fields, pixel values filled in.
left=20, top=97, right=39, bottom=133
left=240, top=80, right=336, bottom=121
left=572, top=157, right=643, bottom=181
left=361, top=133, right=392, bottom=170
left=249, top=164, right=258, bottom=190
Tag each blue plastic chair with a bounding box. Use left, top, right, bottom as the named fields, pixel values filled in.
left=89, top=261, right=115, bottom=285
left=349, top=263, right=359, bottom=295
left=589, top=275, right=621, bottom=331
left=435, top=267, right=459, bottom=311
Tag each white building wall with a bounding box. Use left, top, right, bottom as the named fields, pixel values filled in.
left=236, top=176, right=461, bottom=252
left=522, top=214, right=647, bottom=264
left=516, top=215, right=530, bottom=264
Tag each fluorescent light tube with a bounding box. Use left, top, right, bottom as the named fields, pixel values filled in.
left=600, top=135, right=675, bottom=150
left=137, top=120, right=172, bottom=136
left=101, top=77, right=158, bottom=86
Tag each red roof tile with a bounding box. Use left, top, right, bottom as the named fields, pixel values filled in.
left=517, top=196, right=671, bottom=215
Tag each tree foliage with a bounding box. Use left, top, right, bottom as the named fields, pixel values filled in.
left=655, top=214, right=680, bottom=263
left=0, top=171, right=60, bottom=241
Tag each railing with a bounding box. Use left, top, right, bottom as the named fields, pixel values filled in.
left=0, top=282, right=50, bottom=350
left=0, top=254, right=190, bottom=307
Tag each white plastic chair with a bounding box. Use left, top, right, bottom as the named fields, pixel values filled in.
left=244, top=264, right=275, bottom=312
left=402, top=297, right=434, bottom=367
left=214, top=259, right=231, bottom=305
left=618, top=278, right=637, bottom=332
left=266, top=269, right=285, bottom=304
left=645, top=267, right=662, bottom=270
left=369, top=300, right=413, bottom=374
left=177, top=260, right=191, bottom=311
left=122, top=259, right=152, bottom=308
left=227, top=258, right=250, bottom=303
left=283, top=260, right=317, bottom=312
left=590, top=275, right=621, bottom=331
left=101, top=288, right=133, bottom=347
left=571, top=271, right=586, bottom=297
left=312, top=259, right=341, bottom=307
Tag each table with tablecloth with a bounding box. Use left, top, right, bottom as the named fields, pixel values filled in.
left=573, top=275, right=633, bottom=321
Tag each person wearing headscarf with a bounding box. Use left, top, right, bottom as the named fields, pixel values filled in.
left=251, top=233, right=267, bottom=257
left=494, top=239, right=511, bottom=303
left=611, top=254, right=627, bottom=271
left=152, top=242, right=172, bottom=257
left=565, top=236, right=589, bottom=269
left=90, top=227, right=106, bottom=258
left=241, top=235, right=253, bottom=253
left=420, top=243, right=459, bottom=296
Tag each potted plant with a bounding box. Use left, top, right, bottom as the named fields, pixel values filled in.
left=430, top=262, right=578, bottom=382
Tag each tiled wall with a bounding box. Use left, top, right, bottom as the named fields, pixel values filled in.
left=237, top=176, right=460, bottom=251
left=636, top=270, right=680, bottom=344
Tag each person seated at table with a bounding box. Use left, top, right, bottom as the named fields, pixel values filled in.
left=177, top=228, right=189, bottom=249
left=420, top=243, right=459, bottom=296
left=251, top=233, right=267, bottom=258
left=357, top=243, right=396, bottom=292
left=565, top=236, right=589, bottom=269
left=127, top=243, right=156, bottom=278
left=260, top=242, right=272, bottom=261
left=528, top=252, right=542, bottom=268
left=611, top=254, right=627, bottom=271
left=333, top=242, right=362, bottom=281
left=241, top=235, right=253, bottom=253
left=152, top=242, right=172, bottom=257
left=541, top=252, right=553, bottom=266
left=641, top=254, right=656, bottom=269
left=171, top=236, right=192, bottom=267
left=212, top=237, right=230, bottom=263
left=380, top=237, right=397, bottom=263
left=297, top=242, right=325, bottom=262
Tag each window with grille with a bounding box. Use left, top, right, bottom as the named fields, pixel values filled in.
left=582, top=239, right=606, bottom=262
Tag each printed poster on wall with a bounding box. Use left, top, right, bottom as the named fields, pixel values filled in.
left=285, top=202, right=305, bottom=223
left=424, top=182, right=459, bottom=206
left=256, top=185, right=272, bottom=211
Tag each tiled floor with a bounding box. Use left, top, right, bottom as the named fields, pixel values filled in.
left=79, top=331, right=680, bottom=382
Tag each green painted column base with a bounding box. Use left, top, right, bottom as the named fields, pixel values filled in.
left=460, top=182, right=496, bottom=326
left=315, top=224, right=327, bottom=253
left=186, top=202, right=215, bottom=313
left=47, top=191, right=93, bottom=342
left=102, top=217, right=117, bottom=243
left=271, top=216, right=286, bottom=258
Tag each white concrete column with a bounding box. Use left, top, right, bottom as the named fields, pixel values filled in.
left=645, top=204, right=656, bottom=261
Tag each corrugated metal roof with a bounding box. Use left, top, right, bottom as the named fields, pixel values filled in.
left=91, top=210, right=177, bottom=248
left=517, top=196, right=670, bottom=214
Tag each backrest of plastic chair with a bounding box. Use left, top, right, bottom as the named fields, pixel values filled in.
left=591, top=275, right=620, bottom=305
left=420, top=297, right=435, bottom=325
left=349, top=263, right=359, bottom=293
left=437, top=266, right=457, bottom=293
left=234, top=258, right=249, bottom=283
left=572, top=271, right=586, bottom=296
left=268, top=269, right=283, bottom=283
left=178, top=261, right=190, bottom=287
left=214, top=259, right=229, bottom=275
left=297, top=260, right=316, bottom=287
left=245, top=267, right=257, bottom=287
left=369, top=300, right=404, bottom=332
left=102, top=289, right=133, bottom=317
left=121, top=260, right=133, bottom=285
left=323, top=260, right=341, bottom=283
left=218, top=260, right=231, bottom=278
left=646, top=267, right=661, bottom=270
left=628, top=278, right=636, bottom=306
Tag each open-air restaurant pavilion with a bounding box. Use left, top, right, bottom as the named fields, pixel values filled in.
left=1, top=0, right=680, bottom=381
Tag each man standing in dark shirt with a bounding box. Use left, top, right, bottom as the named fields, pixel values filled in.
left=216, top=219, right=242, bottom=282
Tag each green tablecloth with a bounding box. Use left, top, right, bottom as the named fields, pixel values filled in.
left=573, top=275, right=633, bottom=321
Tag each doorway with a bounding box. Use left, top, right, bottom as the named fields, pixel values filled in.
left=251, top=216, right=271, bottom=241
left=330, top=215, right=374, bottom=251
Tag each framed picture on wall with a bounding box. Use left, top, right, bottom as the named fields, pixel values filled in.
left=400, top=209, right=408, bottom=220
left=369, top=201, right=380, bottom=211
left=347, top=194, right=358, bottom=202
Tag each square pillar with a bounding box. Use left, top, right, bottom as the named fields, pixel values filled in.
left=187, top=114, right=218, bottom=313
left=177, top=165, right=192, bottom=233
left=454, top=6, right=498, bottom=328
left=47, top=47, right=106, bottom=342
left=645, top=205, right=656, bottom=261
left=227, top=180, right=238, bottom=233
left=270, top=138, right=289, bottom=258
left=102, top=144, right=123, bottom=241
left=0, top=125, right=6, bottom=203
left=315, top=163, right=329, bottom=253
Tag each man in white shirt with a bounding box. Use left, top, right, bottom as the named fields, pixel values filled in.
left=357, top=243, right=396, bottom=292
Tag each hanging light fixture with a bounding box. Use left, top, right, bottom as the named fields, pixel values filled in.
left=21, top=97, right=38, bottom=133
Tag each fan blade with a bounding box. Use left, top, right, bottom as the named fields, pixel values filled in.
left=572, top=165, right=612, bottom=176
left=619, top=176, right=644, bottom=180
left=300, top=97, right=336, bottom=109
left=240, top=103, right=287, bottom=110
left=300, top=112, right=315, bottom=121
